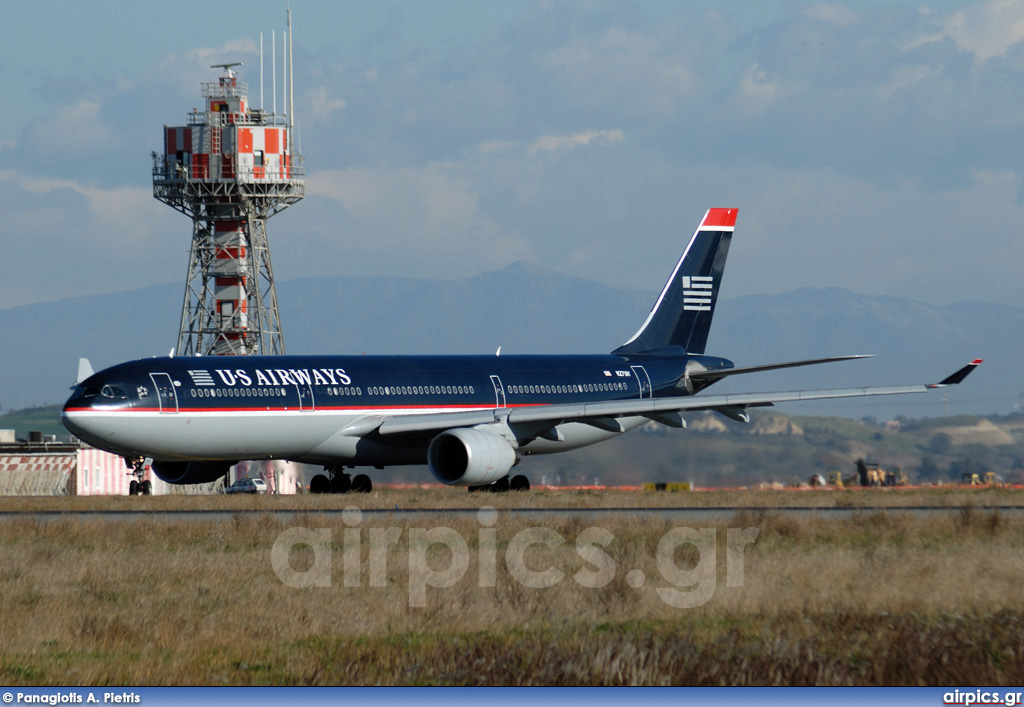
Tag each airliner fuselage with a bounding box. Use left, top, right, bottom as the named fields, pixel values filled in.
left=62, top=352, right=730, bottom=466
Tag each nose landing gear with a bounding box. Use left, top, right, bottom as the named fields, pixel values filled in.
left=124, top=457, right=153, bottom=496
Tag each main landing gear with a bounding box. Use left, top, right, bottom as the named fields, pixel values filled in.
left=468, top=474, right=531, bottom=493
left=124, top=457, right=153, bottom=496
left=309, top=467, right=373, bottom=494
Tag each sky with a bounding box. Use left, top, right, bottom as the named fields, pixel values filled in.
left=2, top=0, right=1024, bottom=310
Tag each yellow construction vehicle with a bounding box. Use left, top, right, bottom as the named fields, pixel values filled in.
left=854, top=459, right=908, bottom=487
left=884, top=467, right=908, bottom=486
left=963, top=472, right=999, bottom=485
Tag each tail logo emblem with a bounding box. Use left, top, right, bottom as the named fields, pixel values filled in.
left=682, top=275, right=713, bottom=311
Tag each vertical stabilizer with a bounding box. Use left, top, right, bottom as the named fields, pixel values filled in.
left=614, top=208, right=736, bottom=356
left=75, top=358, right=94, bottom=385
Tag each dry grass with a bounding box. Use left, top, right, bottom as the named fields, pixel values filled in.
left=1, top=492, right=1023, bottom=684
left=1, top=484, right=1023, bottom=512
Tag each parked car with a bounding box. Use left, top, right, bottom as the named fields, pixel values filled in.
left=221, top=478, right=268, bottom=494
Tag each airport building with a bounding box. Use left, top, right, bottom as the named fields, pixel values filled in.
left=0, top=430, right=304, bottom=495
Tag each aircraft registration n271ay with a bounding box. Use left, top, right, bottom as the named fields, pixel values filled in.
left=62, top=208, right=981, bottom=493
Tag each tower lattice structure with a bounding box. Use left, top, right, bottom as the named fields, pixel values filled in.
left=153, top=64, right=304, bottom=356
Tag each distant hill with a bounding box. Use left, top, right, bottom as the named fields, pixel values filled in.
left=0, top=264, right=1020, bottom=418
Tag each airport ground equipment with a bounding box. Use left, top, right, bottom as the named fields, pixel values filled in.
left=828, top=471, right=849, bottom=487
left=885, top=467, right=908, bottom=486
left=962, top=472, right=999, bottom=485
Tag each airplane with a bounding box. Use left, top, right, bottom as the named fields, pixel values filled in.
left=61, top=208, right=981, bottom=494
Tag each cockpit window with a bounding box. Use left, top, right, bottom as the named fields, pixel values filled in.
left=80, top=386, right=100, bottom=398
left=100, top=385, right=128, bottom=399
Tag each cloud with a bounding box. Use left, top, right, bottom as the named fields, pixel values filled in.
left=803, top=3, right=861, bottom=27
left=735, top=63, right=804, bottom=115
left=309, top=163, right=481, bottom=235
left=309, top=168, right=383, bottom=212
left=28, top=99, right=112, bottom=154
left=0, top=168, right=179, bottom=307
left=528, top=130, right=625, bottom=154
left=874, top=64, right=937, bottom=102
left=540, top=25, right=702, bottom=116
left=148, top=38, right=259, bottom=99
left=915, top=0, right=1024, bottom=60
left=307, top=85, right=347, bottom=119
left=0, top=170, right=158, bottom=239
left=306, top=162, right=531, bottom=271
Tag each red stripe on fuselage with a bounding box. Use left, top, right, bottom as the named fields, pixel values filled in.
left=64, top=403, right=551, bottom=414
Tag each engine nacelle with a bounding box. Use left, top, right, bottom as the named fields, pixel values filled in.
left=152, top=460, right=236, bottom=485
left=427, top=428, right=516, bottom=486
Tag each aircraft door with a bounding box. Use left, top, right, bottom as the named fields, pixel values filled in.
left=297, top=381, right=314, bottom=411
left=150, top=373, right=179, bottom=413
left=630, top=366, right=652, bottom=399
left=490, top=375, right=507, bottom=408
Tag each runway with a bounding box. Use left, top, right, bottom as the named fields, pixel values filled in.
left=1, top=505, right=1022, bottom=523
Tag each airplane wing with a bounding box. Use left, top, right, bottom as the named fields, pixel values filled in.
left=375, top=359, right=982, bottom=436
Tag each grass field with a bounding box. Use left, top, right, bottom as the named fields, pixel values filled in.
left=2, top=484, right=1023, bottom=511
left=1, top=488, right=1023, bottom=685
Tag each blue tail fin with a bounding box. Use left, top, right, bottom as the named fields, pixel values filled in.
left=614, top=208, right=736, bottom=356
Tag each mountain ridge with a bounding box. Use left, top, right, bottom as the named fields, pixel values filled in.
left=1, top=264, right=1018, bottom=417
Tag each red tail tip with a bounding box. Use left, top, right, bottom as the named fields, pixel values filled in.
left=703, top=208, right=738, bottom=228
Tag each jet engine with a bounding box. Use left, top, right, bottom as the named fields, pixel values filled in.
left=152, top=460, right=236, bottom=485
left=427, top=428, right=516, bottom=486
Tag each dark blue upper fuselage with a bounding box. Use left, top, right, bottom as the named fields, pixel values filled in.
left=64, top=352, right=734, bottom=415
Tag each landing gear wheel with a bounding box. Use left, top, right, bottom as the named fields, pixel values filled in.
left=510, top=475, right=530, bottom=492
left=351, top=474, right=372, bottom=493
left=330, top=473, right=351, bottom=494
left=141, top=480, right=153, bottom=496
left=310, top=474, right=330, bottom=494
left=125, top=456, right=147, bottom=497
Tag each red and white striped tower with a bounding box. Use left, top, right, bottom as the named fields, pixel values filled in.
left=153, top=60, right=303, bottom=356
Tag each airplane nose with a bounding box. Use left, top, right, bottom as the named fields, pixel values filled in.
left=61, top=390, right=96, bottom=441
left=61, top=379, right=130, bottom=446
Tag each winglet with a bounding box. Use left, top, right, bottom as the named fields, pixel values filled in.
left=930, top=359, right=983, bottom=387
